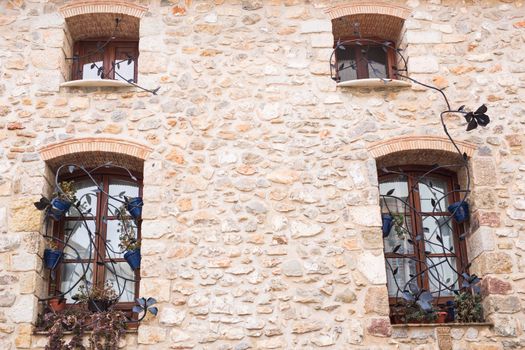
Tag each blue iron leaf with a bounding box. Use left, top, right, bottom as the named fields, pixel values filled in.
left=148, top=306, right=158, bottom=316
left=132, top=305, right=143, bottom=313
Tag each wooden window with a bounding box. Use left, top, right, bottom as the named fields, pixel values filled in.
left=49, top=170, right=142, bottom=312
left=379, top=167, right=468, bottom=316
left=72, top=41, right=139, bottom=82
left=334, top=40, right=396, bottom=82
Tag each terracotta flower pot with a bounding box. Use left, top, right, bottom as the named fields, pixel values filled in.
left=436, top=311, right=448, bottom=323
left=49, top=297, right=66, bottom=312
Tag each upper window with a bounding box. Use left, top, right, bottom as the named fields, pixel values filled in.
left=49, top=170, right=142, bottom=312
left=62, top=11, right=141, bottom=84
left=72, top=40, right=138, bottom=82
left=379, top=167, right=469, bottom=323
left=334, top=39, right=396, bottom=81
left=326, top=3, right=410, bottom=84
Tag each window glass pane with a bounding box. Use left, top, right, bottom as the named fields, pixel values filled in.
left=67, top=179, right=98, bottom=217
left=107, top=179, right=139, bottom=216
left=106, top=219, right=138, bottom=258
left=60, top=263, right=93, bottom=303
left=366, top=46, right=388, bottom=79
left=383, top=215, right=414, bottom=254
left=422, top=216, right=454, bottom=254
left=115, top=47, right=136, bottom=82
left=335, top=46, right=357, bottom=81
left=82, top=61, right=103, bottom=80
left=114, top=60, right=135, bottom=82
left=63, top=220, right=96, bottom=259
left=385, top=258, right=417, bottom=297
left=105, top=262, right=135, bottom=302
left=418, top=177, right=449, bottom=212
left=380, top=178, right=409, bottom=213
left=426, top=257, right=458, bottom=296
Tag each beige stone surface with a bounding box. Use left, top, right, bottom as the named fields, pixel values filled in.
left=0, top=0, right=524, bottom=349
left=8, top=197, right=41, bottom=232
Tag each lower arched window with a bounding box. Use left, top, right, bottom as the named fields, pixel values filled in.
left=48, top=169, right=142, bottom=312
left=379, top=166, right=468, bottom=323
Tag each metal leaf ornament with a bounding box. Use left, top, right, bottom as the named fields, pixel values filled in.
left=464, top=105, right=490, bottom=131
left=133, top=297, right=158, bottom=316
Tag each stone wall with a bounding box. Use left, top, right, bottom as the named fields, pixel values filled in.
left=0, top=0, right=524, bottom=349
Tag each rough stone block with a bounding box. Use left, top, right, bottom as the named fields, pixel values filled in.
left=406, top=31, right=442, bottom=44
left=350, top=206, right=381, bottom=227
left=481, top=276, right=512, bottom=296
left=137, top=325, right=167, bottom=344
left=300, top=20, right=332, bottom=33
left=409, top=56, right=439, bottom=73
left=140, top=278, right=171, bottom=302
left=466, top=227, right=495, bottom=260
left=471, top=252, right=513, bottom=276
left=357, top=251, right=387, bottom=285
left=159, top=307, right=186, bottom=326
left=364, top=287, right=390, bottom=316
left=472, top=159, right=497, bottom=186
left=7, top=295, right=36, bottom=323
left=8, top=197, right=42, bottom=232
left=310, top=33, right=334, bottom=48
left=14, top=323, right=32, bottom=348
left=483, top=295, right=521, bottom=315
left=492, top=315, right=517, bottom=337
left=366, top=317, right=392, bottom=337
left=10, top=252, right=38, bottom=272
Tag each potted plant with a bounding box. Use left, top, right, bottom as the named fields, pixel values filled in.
left=73, top=281, right=118, bottom=312
left=448, top=200, right=469, bottom=223
left=436, top=311, right=448, bottom=323
left=125, top=196, right=143, bottom=220
left=39, top=306, right=127, bottom=350
left=48, top=180, right=77, bottom=221
left=43, top=239, right=63, bottom=270
left=118, top=205, right=141, bottom=270
left=455, top=291, right=483, bottom=323
left=404, top=304, right=438, bottom=323
left=48, top=292, right=66, bottom=313
left=381, top=213, right=394, bottom=237
left=382, top=213, right=405, bottom=239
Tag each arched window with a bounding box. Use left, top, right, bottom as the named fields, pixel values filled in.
left=379, top=166, right=468, bottom=322
left=38, top=137, right=152, bottom=313
left=58, top=1, right=147, bottom=84
left=326, top=2, right=411, bottom=83
left=49, top=167, right=142, bottom=312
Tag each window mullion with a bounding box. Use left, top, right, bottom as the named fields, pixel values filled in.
left=93, top=175, right=107, bottom=287
left=408, top=173, right=428, bottom=291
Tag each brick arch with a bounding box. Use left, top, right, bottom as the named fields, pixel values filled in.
left=326, top=2, right=411, bottom=42
left=325, top=2, right=411, bottom=20
left=367, top=136, right=477, bottom=159
left=39, top=137, right=153, bottom=172
left=59, top=1, right=148, bottom=19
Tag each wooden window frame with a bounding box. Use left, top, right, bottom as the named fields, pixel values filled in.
left=333, top=37, right=397, bottom=81
left=71, top=40, right=139, bottom=82
left=379, top=166, right=469, bottom=310
left=48, top=168, right=142, bottom=313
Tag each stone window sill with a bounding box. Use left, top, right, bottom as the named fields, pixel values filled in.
left=336, top=78, right=411, bottom=88
left=34, top=329, right=138, bottom=336
left=392, top=322, right=493, bottom=328
left=60, top=79, right=134, bottom=88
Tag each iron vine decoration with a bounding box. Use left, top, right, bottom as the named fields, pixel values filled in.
left=34, top=162, right=157, bottom=326
left=329, top=27, right=490, bottom=321
left=65, top=17, right=160, bottom=95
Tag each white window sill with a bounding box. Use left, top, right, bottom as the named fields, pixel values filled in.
left=337, top=78, right=411, bottom=88
left=392, top=322, right=492, bottom=328
left=60, top=79, right=133, bottom=88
